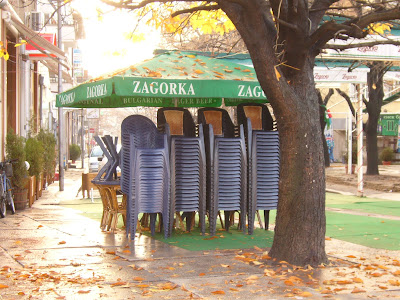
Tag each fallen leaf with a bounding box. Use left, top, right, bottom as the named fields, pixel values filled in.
left=247, top=275, right=259, bottom=280
left=337, top=280, right=353, bottom=285
left=58, top=241, right=66, bottom=245
left=133, top=277, right=144, bottom=281
left=393, top=270, right=400, bottom=276
left=325, top=237, right=331, bottom=241
left=351, top=287, right=366, bottom=293
left=371, top=272, right=383, bottom=277
left=378, top=265, right=389, bottom=270
left=321, top=289, right=333, bottom=294
left=284, top=280, right=294, bottom=286
left=111, top=281, right=127, bottom=286
left=0, top=284, right=9, bottom=289
left=389, top=280, right=400, bottom=286
left=106, top=251, right=116, bottom=255
left=194, top=69, right=204, bottom=74
left=199, top=273, right=205, bottom=276
left=160, top=283, right=177, bottom=290
left=378, top=285, right=388, bottom=289
left=352, top=277, right=364, bottom=283
left=230, top=288, right=239, bottom=291
left=211, top=290, right=225, bottom=295
left=346, top=255, right=356, bottom=258
left=122, top=250, right=131, bottom=254
left=77, top=290, right=90, bottom=294
left=300, top=292, right=313, bottom=297
left=221, top=264, right=229, bottom=268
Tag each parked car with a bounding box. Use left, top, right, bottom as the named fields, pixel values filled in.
left=89, top=146, right=103, bottom=173
left=89, top=145, right=121, bottom=173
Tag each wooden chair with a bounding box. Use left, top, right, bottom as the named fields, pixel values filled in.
left=106, top=186, right=127, bottom=232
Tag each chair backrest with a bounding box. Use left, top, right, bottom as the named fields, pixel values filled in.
left=157, top=107, right=196, bottom=137
left=203, top=110, right=223, bottom=135
left=236, top=103, right=274, bottom=131
left=198, top=108, right=235, bottom=138
left=121, top=115, right=164, bottom=194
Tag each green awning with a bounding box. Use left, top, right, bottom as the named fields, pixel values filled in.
left=56, top=51, right=267, bottom=108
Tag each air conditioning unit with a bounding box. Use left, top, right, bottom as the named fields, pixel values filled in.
left=29, top=12, right=44, bottom=31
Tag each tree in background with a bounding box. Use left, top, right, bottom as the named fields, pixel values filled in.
left=102, top=0, right=400, bottom=266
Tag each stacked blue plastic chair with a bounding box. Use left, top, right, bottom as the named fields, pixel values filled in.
left=121, top=115, right=171, bottom=239
left=237, top=103, right=280, bottom=235
left=198, top=108, right=247, bottom=236
left=157, top=108, right=206, bottom=235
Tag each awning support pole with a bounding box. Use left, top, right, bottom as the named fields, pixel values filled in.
left=357, top=84, right=364, bottom=197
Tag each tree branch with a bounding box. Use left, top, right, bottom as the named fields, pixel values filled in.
left=323, top=88, right=335, bottom=106
left=336, top=88, right=356, bottom=117
left=171, top=4, right=220, bottom=18
left=309, top=0, right=340, bottom=32
left=101, top=0, right=209, bottom=10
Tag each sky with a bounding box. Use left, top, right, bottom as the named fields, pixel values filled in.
left=70, top=0, right=161, bottom=77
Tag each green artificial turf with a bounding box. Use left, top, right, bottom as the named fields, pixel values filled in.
left=326, top=211, right=400, bottom=250
left=61, top=193, right=400, bottom=251
left=143, top=222, right=275, bottom=251
left=326, top=193, right=400, bottom=217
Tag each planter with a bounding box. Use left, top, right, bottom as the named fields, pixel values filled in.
left=36, top=173, right=43, bottom=200
left=25, top=176, right=36, bottom=208
left=14, top=189, right=28, bottom=210
left=382, top=161, right=392, bottom=165
left=345, top=164, right=356, bottom=174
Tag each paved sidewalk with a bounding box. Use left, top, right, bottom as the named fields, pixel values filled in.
left=1, top=168, right=400, bottom=299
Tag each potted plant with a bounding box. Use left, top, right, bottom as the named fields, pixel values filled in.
left=5, top=129, right=28, bottom=210
left=37, top=129, right=57, bottom=187
left=25, top=136, right=44, bottom=202
left=69, top=144, right=81, bottom=163
left=380, top=147, right=395, bottom=165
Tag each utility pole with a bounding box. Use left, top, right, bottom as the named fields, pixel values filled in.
left=57, top=0, right=64, bottom=191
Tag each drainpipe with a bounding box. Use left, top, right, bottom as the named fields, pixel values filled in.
left=39, top=74, right=44, bottom=127
left=57, top=0, right=64, bottom=191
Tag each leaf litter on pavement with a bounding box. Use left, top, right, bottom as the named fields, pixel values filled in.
left=1, top=243, right=400, bottom=298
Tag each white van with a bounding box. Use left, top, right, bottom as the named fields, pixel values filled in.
left=89, top=146, right=103, bottom=173
left=89, top=145, right=121, bottom=173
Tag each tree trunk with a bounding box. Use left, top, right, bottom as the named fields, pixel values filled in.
left=221, top=1, right=327, bottom=266
left=366, top=62, right=385, bottom=175
left=268, top=63, right=327, bottom=266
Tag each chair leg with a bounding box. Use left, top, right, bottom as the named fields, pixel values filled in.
left=218, top=211, right=224, bottom=229
left=176, top=212, right=185, bottom=231
left=256, top=211, right=264, bottom=229
left=158, top=213, right=163, bottom=233
left=185, top=212, right=194, bottom=232
left=264, top=210, right=270, bottom=230
left=150, top=213, right=157, bottom=236
left=224, top=211, right=230, bottom=232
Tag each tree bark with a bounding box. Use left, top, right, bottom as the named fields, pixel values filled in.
left=366, top=62, right=386, bottom=175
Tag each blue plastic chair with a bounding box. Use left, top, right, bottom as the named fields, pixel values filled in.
left=198, top=108, right=247, bottom=236
left=237, top=103, right=280, bottom=235
left=157, top=108, right=206, bottom=235
left=121, top=115, right=171, bottom=239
